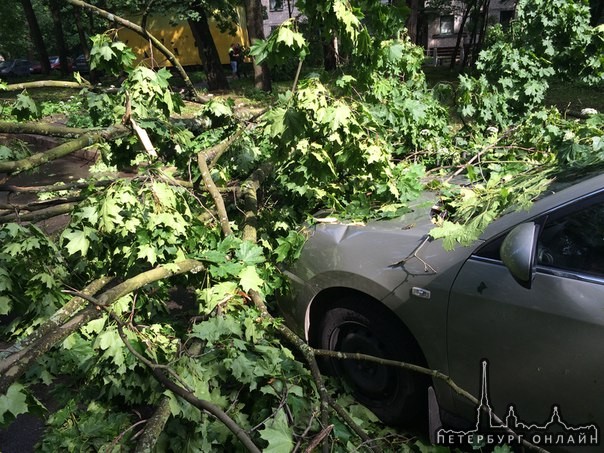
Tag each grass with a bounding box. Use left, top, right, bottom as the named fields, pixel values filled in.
left=424, top=65, right=604, bottom=113
left=2, top=66, right=603, bottom=119
left=545, top=79, right=604, bottom=113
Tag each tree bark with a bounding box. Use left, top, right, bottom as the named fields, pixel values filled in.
left=406, top=0, right=419, bottom=43
left=197, top=151, right=232, bottom=235
left=451, top=0, right=473, bottom=69
left=0, top=120, right=88, bottom=137
left=323, top=37, right=338, bottom=71
left=48, top=0, right=70, bottom=75
left=134, top=397, right=172, bottom=453
left=0, top=203, right=76, bottom=223
left=591, top=0, right=604, bottom=26
left=462, top=0, right=485, bottom=68
left=475, top=0, right=491, bottom=58
left=0, top=277, right=112, bottom=367
left=20, top=0, right=50, bottom=74
left=4, top=80, right=90, bottom=91
left=0, top=260, right=203, bottom=394
left=0, top=195, right=83, bottom=214
left=73, top=6, right=90, bottom=59
left=0, top=125, right=128, bottom=175
left=188, top=7, right=230, bottom=92
left=243, top=0, right=272, bottom=91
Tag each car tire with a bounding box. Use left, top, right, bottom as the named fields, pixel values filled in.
left=316, top=298, right=427, bottom=428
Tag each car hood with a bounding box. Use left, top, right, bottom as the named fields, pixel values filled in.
left=289, top=196, right=446, bottom=299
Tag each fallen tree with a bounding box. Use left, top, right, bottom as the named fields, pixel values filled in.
left=0, top=0, right=602, bottom=451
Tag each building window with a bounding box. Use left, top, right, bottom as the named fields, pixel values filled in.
left=270, top=0, right=284, bottom=11
left=439, top=15, right=454, bottom=35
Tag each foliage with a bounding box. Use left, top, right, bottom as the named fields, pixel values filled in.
left=296, top=0, right=372, bottom=60
left=89, top=34, right=137, bottom=76
left=514, top=0, right=594, bottom=80
left=38, top=401, right=134, bottom=452
left=262, top=75, right=426, bottom=219
left=1, top=2, right=604, bottom=452
left=250, top=19, right=308, bottom=67
left=432, top=109, right=604, bottom=248
left=0, top=224, right=69, bottom=335
left=458, top=0, right=603, bottom=130
left=12, top=91, right=41, bottom=121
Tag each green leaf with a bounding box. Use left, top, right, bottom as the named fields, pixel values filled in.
left=259, top=409, right=293, bottom=453
left=238, top=266, right=264, bottom=293
left=12, top=92, right=40, bottom=120
left=137, top=243, right=158, bottom=265
left=190, top=315, right=243, bottom=346
left=151, top=182, right=177, bottom=208
left=0, top=295, right=11, bottom=315
left=0, top=383, right=29, bottom=423
left=204, top=100, right=233, bottom=118
left=236, top=241, right=265, bottom=265
left=62, top=229, right=90, bottom=256
left=30, top=272, right=55, bottom=289
left=81, top=317, right=107, bottom=336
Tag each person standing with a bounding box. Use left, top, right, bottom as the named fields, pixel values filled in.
left=228, top=43, right=241, bottom=78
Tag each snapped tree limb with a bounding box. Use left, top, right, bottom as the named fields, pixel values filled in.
left=4, top=80, right=91, bottom=92
left=70, top=288, right=262, bottom=453
left=65, top=0, right=201, bottom=101
left=0, top=121, right=90, bottom=138
left=198, top=151, right=232, bottom=236
left=0, top=203, right=78, bottom=224
left=0, top=259, right=203, bottom=394
left=313, top=349, right=549, bottom=453
left=0, top=179, right=113, bottom=194
left=240, top=169, right=377, bottom=452
left=0, top=125, right=129, bottom=175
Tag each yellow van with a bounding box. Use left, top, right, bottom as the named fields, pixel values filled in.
left=118, top=9, right=250, bottom=67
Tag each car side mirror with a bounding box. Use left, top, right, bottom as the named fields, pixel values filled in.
left=500, top=222, right=539, bottom=288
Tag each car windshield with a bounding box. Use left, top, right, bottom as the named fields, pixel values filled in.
left=538, top=163, right=604, bottom=198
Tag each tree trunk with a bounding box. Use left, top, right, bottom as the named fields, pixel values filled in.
left=451, top=0, right=473, bottom=69
left=323, top=36, right=338, bottom=71
left=416, top=0, right=428, bottom=49
left=406, top=0, right=419, bottom=43
left=73, top=6, right=90, bottom=59
left=20, top=0, right=50, bottom=74
left=243, top=0, right=272, bottom=91
left=49, top=0, right=70, bottom=75
left=475, top=0, right=490, bottom=58
left=462, top=0, right=484, bottom=68
left=188, top=7, right=229, bottom=92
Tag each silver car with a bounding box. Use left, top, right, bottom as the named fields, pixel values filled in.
left=280, top=168, right=604, bottom=451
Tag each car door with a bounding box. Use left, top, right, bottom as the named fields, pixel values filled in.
left=446, top=192, right=604, bottom=439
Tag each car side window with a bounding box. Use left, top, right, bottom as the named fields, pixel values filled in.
left=537, top=201, right=604, bottom=277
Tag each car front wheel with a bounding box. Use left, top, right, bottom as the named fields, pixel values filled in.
left=316, top=298, right=427, bottom=428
